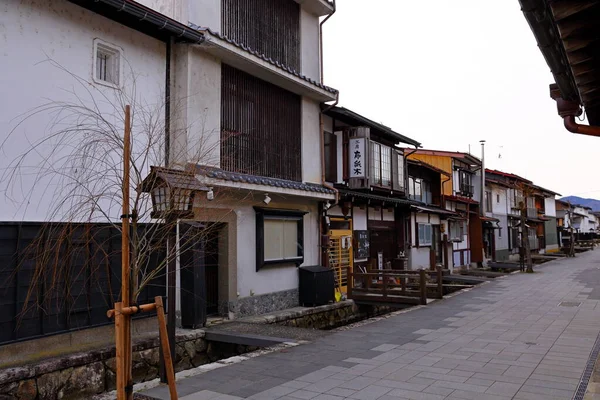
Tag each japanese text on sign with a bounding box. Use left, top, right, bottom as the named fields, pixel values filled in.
left=349, top=138, right=366, bottom=178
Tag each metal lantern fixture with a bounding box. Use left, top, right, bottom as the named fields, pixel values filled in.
left=141, top=166, right=210, bottom=219
left=150, top=184, right=193, bottom=216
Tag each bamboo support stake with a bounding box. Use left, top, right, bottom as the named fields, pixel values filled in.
left=122, top=105, right=133, bottom=400
left=115, top=302, right=125, bottom=400
left=155, top=296, right=178, bottom=400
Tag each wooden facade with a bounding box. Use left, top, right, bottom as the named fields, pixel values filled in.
left=221, top=65, right=302, bottom=181
left=221, top=0, right=300, bottom=71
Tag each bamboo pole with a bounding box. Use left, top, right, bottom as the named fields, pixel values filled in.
left=122, top=105, right=133, bottom=400
left=115, top=302, right=125, bottom=400
left=155, top=296, right=178, bottom=400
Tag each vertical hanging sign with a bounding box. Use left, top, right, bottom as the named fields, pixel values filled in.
left=349, top=138, right=366, bottom=178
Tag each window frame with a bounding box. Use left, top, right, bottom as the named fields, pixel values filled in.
left=324, top=131, right=337, bottom=183
left=485, top=190, right=493, bottom=212
left=92, top=39, right=122, bottom=88
left=370, top=141, right=392, bottom=187
left=417, top=223, right=433, bottom=247
left=254, top=207, right=307, bottom=271
left=449, top=220, right=465, bottom=242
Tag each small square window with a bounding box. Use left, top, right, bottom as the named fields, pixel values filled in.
left=93, top=39, right=121, bottom=87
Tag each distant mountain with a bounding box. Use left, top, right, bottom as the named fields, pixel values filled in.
left=560, top=196, right=600, bottom=211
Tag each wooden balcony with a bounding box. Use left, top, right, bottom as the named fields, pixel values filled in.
left=346, top=267, right=443, bottom=307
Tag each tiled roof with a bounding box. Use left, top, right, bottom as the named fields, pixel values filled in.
left=188, top=23, right=338, bottom=95
left=140, top=166, right=210, bottom=192
left=191, top=165, right=337, bottom=194
left=337, top=188, right=418, bottom=206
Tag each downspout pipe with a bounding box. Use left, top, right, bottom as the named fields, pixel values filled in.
left=564, top=115, right=600, bottom=137
left=550, top=83, right=600, bottom=137
left=319, top=93, right=339, bottom=267
left=319, top=0, right=337, bottom=83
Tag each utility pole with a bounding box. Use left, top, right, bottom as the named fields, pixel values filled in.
left=480, top=140, right=486, bottom=217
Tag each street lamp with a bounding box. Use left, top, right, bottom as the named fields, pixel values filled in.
left=141, top=166, right=209, bottom=382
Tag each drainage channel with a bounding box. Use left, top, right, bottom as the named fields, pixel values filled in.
left=574, top=328, right=600, bottom=400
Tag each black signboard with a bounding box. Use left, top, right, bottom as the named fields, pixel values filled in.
left=355, top=230, right=370, bottom=259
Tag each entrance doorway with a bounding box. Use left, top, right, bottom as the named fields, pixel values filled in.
left=179, top=223, right=221, bottom=326
left=328, top=218, right=353, bottom=293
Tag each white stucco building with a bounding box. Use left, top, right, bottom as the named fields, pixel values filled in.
left=1, top=0, right=339, bottom=320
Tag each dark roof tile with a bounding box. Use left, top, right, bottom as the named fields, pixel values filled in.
left=191, top=165, right=337, bottom=195
left=188, top=23, right=338, bottom=95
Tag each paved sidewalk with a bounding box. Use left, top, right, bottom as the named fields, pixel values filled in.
left=143, top=251, right=600, bottom=400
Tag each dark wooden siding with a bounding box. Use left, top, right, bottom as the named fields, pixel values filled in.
left=221, top=65, right=302, bottom=182
left=222, top=0, right=300, bottom=71
left=0, top=223, right=165, bottom=345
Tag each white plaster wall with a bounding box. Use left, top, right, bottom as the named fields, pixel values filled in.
left=300, top=8, right=320, bottom=81
left=302, top=98, right=322, bottom=183
left=545, top=197, right=557, bottom=217
left=353, top=207, right=367, bottom=231
left=0, top=0, right=166, bottom=222
left=491, top=186, right=508, bottom=216
left=136, top=0, right=188, bottom=22
left=188, top=0, right=221, bottom=30
left=335, top=131, right=344, bottom=183
left=236, top=201, right=319, bottom=297
left=171, top=46, right=221, bottom=167
left=493, top=213, right=509, bottom=251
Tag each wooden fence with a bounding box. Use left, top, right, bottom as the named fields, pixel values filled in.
left=347, top=266, right=443, bottom=306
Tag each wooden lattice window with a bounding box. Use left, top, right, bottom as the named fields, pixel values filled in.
left=222, top=0, right=300, bottom=71
left=221, top=65, right=302, bottom=181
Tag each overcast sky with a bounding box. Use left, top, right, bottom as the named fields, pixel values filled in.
left=322, top=1, right=598, bottom=199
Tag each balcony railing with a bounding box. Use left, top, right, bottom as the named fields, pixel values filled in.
left=527, top=208, right=538, bottom=218
left=459, top=184, right=474, bottom=197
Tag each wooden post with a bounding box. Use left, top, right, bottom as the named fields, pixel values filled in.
left=382, top=271, right=388, bottom=301
left=156, top=296, right=178, bottom=400
left=419, top=269, right=427, bottom=305
left=115, top=302, right=125, bottom=400
left=346, top=266, right=352, bottom=298
left=436, top=266, right=443, bottom=299
left=121, top=105, right=133, bottom=400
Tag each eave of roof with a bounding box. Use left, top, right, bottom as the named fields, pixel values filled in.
left=519, top=0, right=600, bottom=125
left=410, top=149, right=482, bottom=166
left=337, top=188, right=418, bottom=207
left=322, top=106, right=421, bottom=147
left=485, top=169, right=531, bottom=183
left=67, top=0, right=206, bottom=43
left=531, top=184, right=561, bottom=197
left=189, top=23, right=338, bottom=98
left=407, top=159, right=451, bottom=177
left=411, top=204, right=458, bottom=216
left=191, top=165, right=336, bottom=195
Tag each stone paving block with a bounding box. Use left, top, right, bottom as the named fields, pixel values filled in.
left=518, top=383, right=574, bottom=398
left=485, top=381, right=522, bottom=397
left=337, top=376, right=378, bottom=391
left=446, top=389, right=513, bottom=400
left=471, top=372, right=527, bottom=384
left=416, top=371, right=469, bottom=383
left=381, top=368, right=421, bottom=382
left=179, top=390, right=223, bottom=400
left=431, top=380, right=489, bottom=393
left=503, top=365, right=535, bottom=378
left=384, top=388, right=446, bottom=400
left=524, top=377, right=577, bottom=391
left=376, top=379, right=429, bottom=392
left=311, top=394, right=344, bottom=400
left=282, top=380, right=313, bottom=390
left=326, top=387, right=356, bottom=397
left=372, top=344, right=399, bottom=352
left=288, top=389, right=320, bottom=399
left=348, top=384, right=393, bottom=400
